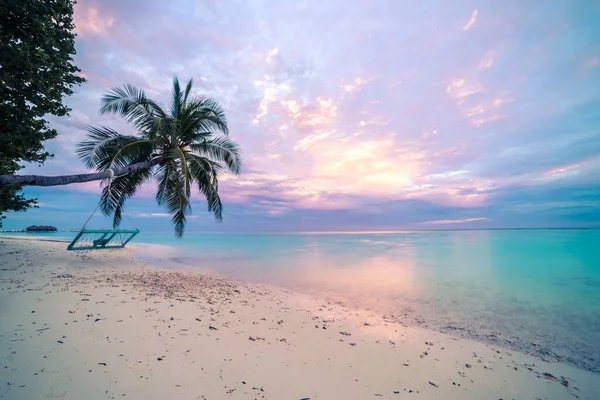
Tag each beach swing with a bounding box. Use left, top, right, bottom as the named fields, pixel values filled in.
left=67, top=170, right=140, bottom=251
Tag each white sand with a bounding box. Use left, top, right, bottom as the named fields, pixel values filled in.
left=1, top=238, right=598, bottom=399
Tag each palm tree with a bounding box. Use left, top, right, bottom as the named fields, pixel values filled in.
left=0, top=77, right=241, bottom=237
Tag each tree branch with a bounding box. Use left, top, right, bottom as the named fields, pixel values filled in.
left=0, top=158, right=162, bottom=187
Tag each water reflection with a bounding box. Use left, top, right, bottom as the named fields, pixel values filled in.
left=281, top=255, right=418, bottom=313
left=132, top=229, right=600, bottom=372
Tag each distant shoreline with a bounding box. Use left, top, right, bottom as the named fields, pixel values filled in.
left=0, top=234, right=71, bottom=243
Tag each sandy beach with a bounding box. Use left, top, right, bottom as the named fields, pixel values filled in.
left=1, top=238, right=598, bottom=400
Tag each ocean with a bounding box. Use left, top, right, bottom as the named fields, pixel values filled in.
left=4, top=228, right=599, bottom=372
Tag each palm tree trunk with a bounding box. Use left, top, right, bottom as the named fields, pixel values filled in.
left=0, top=159, right=162, bottom=187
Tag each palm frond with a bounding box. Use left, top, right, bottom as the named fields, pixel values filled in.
left=99, top=167, right=153, bottom=228
left=179, top=96, right=229, bottom=141
left=177, top=147, right=191, bottom=198
left=100, top=84, right=166, bottom=134
left=154, top=161, right=174, bottom=207
left=185, top=153, right=223, bottom=220
left=183, top=78, right=193, bottom=105
left=77, top=127, right=140, bottom=171
left=108, top=139, right=155, bottom=170
left=189, top=137, right=241, bottom=174
left=153, top=117, right=178, bottom=148
left=171, top=77, right=183, bottom=119
left=155, top=161, right=191, bottom=238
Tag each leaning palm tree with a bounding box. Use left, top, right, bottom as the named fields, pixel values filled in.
left=0, top=77, right=241, bottom=237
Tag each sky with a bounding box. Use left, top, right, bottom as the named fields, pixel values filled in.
left=4, top=0, right=600, bottom=232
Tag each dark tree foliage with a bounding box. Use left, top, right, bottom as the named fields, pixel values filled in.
left=0, top=0, right=85, bottom=226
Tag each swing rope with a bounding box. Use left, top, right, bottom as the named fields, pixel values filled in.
left=79, top=169, right=113, bottom=231
left=79, top=169, right=138, bottom=232
left=67, top=170, right=141, bottom=250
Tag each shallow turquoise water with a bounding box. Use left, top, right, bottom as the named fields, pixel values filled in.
left=4, top=229, right=600, bottom=371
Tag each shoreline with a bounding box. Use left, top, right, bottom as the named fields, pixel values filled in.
left=158, top=254, right=598, bottom=374
left=3, top=234, right=598, bottom=373
left=136, top=243, right=599, bottom=375
left=1, top=237, right=599, bottom=399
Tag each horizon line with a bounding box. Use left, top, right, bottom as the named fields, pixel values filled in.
left=2, top=226, right=599, bottom=236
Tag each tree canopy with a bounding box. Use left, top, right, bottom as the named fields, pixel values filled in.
left=0, top=0, right=85, bottom=226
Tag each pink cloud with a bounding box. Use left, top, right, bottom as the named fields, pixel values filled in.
left=445, top=78, right=484, bottom=104
left=73, top=4, right=114, bottom=37
left=478, top=52, right=495, bottom=69
left=340, top=77, right=374, bottom=94
left=544, top=163, right=581, bottom=177
left=462, top=9, right=478, bottom=31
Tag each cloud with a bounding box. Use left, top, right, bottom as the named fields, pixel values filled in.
left=445, top=78, right=484, bottom=104
left=340, top=77, right=374, bottom=94
left=478, top=53, right=495, bottom=69
left=133, top=213, right=171, bottom=218
left=421, top=217, right=487, bottom=225
left=73, top=3, right=114, bottom=37
left=545, top=163, right=581, bottom=177
left=462, top=9, right=478, bottom=31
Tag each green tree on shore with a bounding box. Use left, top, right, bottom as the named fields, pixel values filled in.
left=0, top=0, right=85, bottom=226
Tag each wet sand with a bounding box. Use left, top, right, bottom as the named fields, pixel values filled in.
left=1, top=238, right=598, bottom=399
